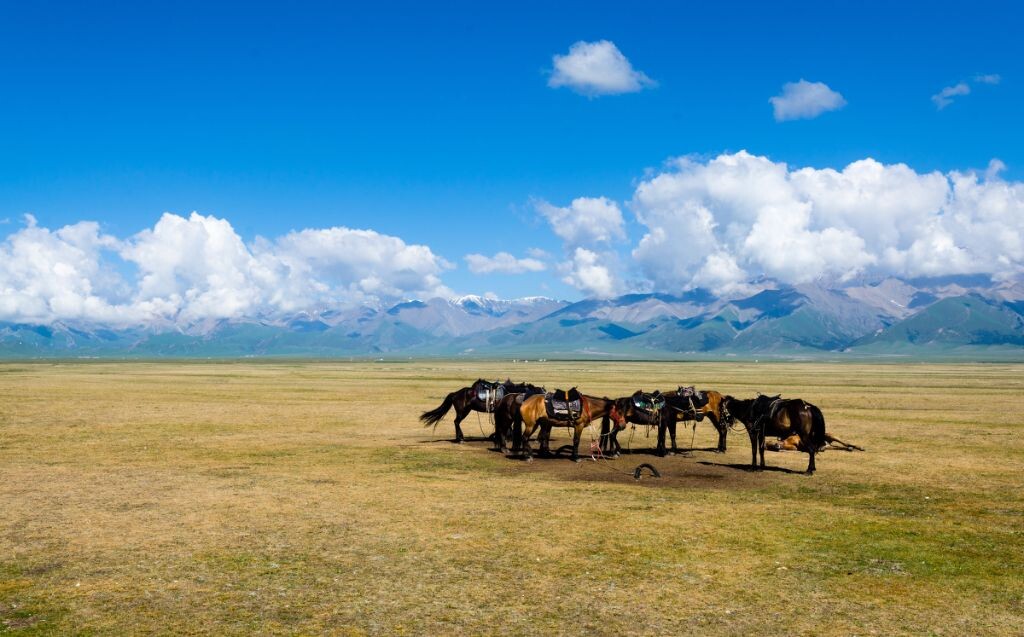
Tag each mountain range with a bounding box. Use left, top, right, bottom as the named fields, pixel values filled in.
left=2, top=276, right=1023, bottom=359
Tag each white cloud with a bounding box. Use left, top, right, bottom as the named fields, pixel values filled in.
left=464, top=252, right=546, bottom=274
left=632, top=151, right=1024, bottom=292
left=560, top=248, right=620, bottom=298
left=769, top=80, right=846, bottom=121
left=535, top=196, right=626, bottom=247
left=548, top=40, right=655, bottom=96
left=0, top=212, right=453, bottom=325
left=932, top=82, right=970, bottom=109
left=974, top=73, right=1001, bottom=85
left=0, top=215, right=129, bottom=324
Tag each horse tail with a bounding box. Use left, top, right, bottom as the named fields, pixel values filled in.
left=810, top=403, right=827, bottom=449
left=420, top=391, right=456, bottom=428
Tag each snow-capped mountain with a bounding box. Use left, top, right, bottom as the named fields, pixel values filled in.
left=1, top=278, right=1022, bottom=358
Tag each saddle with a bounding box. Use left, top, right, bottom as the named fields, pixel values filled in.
left=474, top=379, right=506, bottom=405
left=632, top=390, right=665, bottom=413
left=545, top=388, right=582, bottom=421
left=513, top=385, right=545, bottom=405
left=677, top=386, right=709, bottom=409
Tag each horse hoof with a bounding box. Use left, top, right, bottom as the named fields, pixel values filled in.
left=525, top=456, right=533, bottom=463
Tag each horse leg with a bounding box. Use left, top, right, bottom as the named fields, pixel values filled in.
left=571, top=425, right=582, bottom=462
left=520, top=421, right=535, bottom=461
left=748, top=428, right=758, bottom=470
left=656, top=419, right=667, bottom=456
left=713, top=415, right=727, bottom=453
left=538, top=424, right=552, bottom=457
left=802, top=433, right=817, bottom=474
left=669, top=421, right=679, bottom=454
left=758, top=429, right=767, bottom=469
left=452, top=405, right=470, bottom=443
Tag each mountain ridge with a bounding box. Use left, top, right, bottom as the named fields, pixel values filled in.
left=2, top=278, right=1022, bottom=359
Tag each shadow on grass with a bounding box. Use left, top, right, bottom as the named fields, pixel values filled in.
left=697, top=460, right=806, bottom=475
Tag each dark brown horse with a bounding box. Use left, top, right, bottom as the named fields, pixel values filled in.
left=600, top=392, right=664, bottom=457
left=420, top=379, right=535, bottom=443
left=723, top=395, right=827, bottom=474
left=518, top=392, right=626, bottom=462
left=659, top=389, right=733, bottom=455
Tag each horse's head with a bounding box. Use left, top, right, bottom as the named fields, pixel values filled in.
left=722, top=395, right=753, bottom=424
left=607, top=398, right=628, bottom=430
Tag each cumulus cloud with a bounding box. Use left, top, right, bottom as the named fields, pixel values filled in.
left=769, top=80, right=846, bottom=121
left=560, top=248, right=620, bottom=299
left=0, top=212, right=453, bottom=325
left=464, top=251, right=546, bottom=274
left=548, top=40, right=655, bottom=96
left=632, top=151, right=1024, bottom=292
left=535, top=196, right=626, bottom=248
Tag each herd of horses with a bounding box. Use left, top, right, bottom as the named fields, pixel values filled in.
left=420, top=379, right=862, bottom=475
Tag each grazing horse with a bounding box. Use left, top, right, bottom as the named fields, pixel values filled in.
left=420, top=379, right=535, bottom=443
left=658, top=389, right=733, bottom=455
left=517, top=392, right=626, bottom=462
left=723, top=395, right=827, bottom=474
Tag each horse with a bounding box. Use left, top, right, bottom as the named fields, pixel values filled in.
left=517, top=391, right=626, bottom=462
left=658, top=388, right=733, bottom=455
left=419, top=379, right=536, bottom=443
left=767, top=433, right=864, bottom=453
left=599, top=391, right=665, bottom=457
left=491, top=385, right=546, bottom=453
left=723, top=395, right=827, bottom=474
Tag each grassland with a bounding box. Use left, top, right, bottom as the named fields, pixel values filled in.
left=1, top=360, right=1022, bottom=636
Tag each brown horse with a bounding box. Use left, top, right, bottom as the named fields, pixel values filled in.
left=491, top=386, right=546, bottom=453
left=723, top=395, right=827, bottom=474
left=659, top=389, right=733, bottom=455
left=419, top=379, right=536, bottom=443
left=518, top=392, right=626, bottom=462
left=768, top=433, right=864, bottom=452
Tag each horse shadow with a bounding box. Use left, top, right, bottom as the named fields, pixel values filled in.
left=696, top=461, right=805, bottom=475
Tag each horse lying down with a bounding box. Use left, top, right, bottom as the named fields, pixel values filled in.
left=766, top=433, right=864, bottom=452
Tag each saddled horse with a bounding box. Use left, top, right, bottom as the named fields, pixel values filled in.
left=420, top=379, right=537, bottom=443
left=658, top=388, right=733, bottom=455
left=599, top=391, right=665, bottom=457
left=518, top=390, right=626, bottom=462
left=723, top=395, right=827, bottom=474
left=491, top=385, right=546, bottom=453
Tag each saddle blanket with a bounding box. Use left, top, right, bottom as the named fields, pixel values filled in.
left=544, top=388, right=582, bottom=421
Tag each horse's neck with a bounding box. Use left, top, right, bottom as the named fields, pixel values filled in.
left=581, top=396, right=609, bottom=420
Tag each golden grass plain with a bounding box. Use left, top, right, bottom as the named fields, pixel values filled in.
left=1, top=360, right=1022, bottom=636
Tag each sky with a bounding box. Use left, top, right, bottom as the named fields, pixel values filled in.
left=1, top=0, right=1022, bottom=324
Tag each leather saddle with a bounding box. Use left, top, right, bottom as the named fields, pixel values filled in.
left=545, top=388, right=582, bottom=421
left=474, top=379, right=506, bottom=405
left=632, top=390, right=665, bottom=412
left=678, top=386, right=709, bottom=409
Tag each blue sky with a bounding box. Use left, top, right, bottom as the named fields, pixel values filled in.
left=1, top=0, right=1022, bottom=315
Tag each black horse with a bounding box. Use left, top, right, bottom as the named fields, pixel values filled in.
left=600, top=391, right=664, bottom=456
left=657, top=388, right=733, bottom=456
left=420, top=379, right=536, bottom=443
left=723, top=395, right=827, bottom=474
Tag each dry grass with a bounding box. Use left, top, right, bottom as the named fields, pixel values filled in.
left=1, top=360, right=1022, bottom=636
